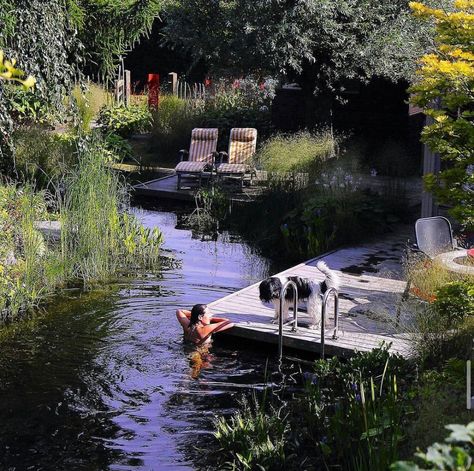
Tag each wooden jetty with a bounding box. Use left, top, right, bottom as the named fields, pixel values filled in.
left=133, top=173, right=266, bottom=203
left=210, top=244, right=413, bottom=358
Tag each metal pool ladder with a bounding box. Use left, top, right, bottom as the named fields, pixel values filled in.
left=278, top=280, right=298, bottom=361
left=320, top=287, right=339, bottom=359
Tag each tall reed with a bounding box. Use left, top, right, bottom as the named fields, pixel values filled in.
left=59, top=136, right=162, bottom=286
left=0, top=135, right=163, bottom=321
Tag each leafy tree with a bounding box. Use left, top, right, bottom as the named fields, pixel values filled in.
left=70, top=0, right=163, bottom=78
left=409, top=0, right=474, bottom=230
left=0, top=0, right=163, bottom=175
left=163, top=0, right=446, bottom=98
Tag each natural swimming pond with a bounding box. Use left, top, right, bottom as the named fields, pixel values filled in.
left=0, top=207, right=289, bottom=470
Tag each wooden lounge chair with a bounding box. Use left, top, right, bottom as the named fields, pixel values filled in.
left=175, top=128, right=218, bottom=190
left=216, top=128, right=257, bottom=188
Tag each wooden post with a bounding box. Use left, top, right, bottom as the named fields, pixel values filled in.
left=421, top=114, right=440, bottom=218
left=124, top=70, right=131, bottom=107
left=168, top=72, right=178, bottom=96
left=114, top=79, right=124, bottom=104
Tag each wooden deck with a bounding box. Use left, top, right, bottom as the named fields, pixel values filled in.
left=210, top=244, right=413, bottom=358
left=133, top=174, right=266, bottom=203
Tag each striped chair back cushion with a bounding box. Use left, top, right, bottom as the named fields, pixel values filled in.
left=228, top=128, right=257, bottom=164
left=188, top=128, right=218, bottom=162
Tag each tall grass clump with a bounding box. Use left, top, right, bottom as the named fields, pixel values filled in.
left=13, top=127, right=77, bottom=186
left=257, top=130, right=338, bottom=178
left=150, top=95, right=199, bottom=163
left=0, top=135, right=163, bottom=321
left=0, top=184, right=56, bottom=320
left=72, top=83, right=111, bottom=133
left=59, top=136, right=162, bottom=285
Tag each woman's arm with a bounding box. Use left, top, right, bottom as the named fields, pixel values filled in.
left=203, top=319, right=234, bottom=336
left=210, top=316, right=229, bottom=323
left=176, top=309, right=191, bottom=328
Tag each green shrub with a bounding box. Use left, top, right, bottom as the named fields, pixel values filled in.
left=150, top=95, right=198, bottom=163
left=213, top=346, right=414, bottom=471
left=59, top=135, right=162, bottom=285
left=280, top=187, right=406, bottom=261
left=201, top=106, right=273, bottom=150
left=13, top=126, right=78, bottom=186
left=71, top=83, right=111, bottom=133
left=184, top=186, right=230, bottom=234
left=257, top=130, right=338, bottom=176
left=392, top=422, right=474, bottom=471
left=433, top=281, right=474, bottom=328
left=404, top=360, right=473, bottom=454
left=97, top=104, right=151, bottom=138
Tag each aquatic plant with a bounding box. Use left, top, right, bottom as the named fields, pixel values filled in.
left=184, top=186, right=230, bottom=234
left=0, top=135, right=163, bottom=321
left=212, top=346, right=415, bottom=470
left=59, top=135, right=162, bottom=285
left=214, top=393, right=289, bottom=470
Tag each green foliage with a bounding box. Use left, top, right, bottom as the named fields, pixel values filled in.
left=433, top=281, right=474, bottom=328
left=409, top=0, right=474, bottom=230
left=59, top=136, right=162, bottom=284
left=150, top=95, right=199, bottom=162
left=97, top=104, right=151, bottom=138
left=71, top=0, right=163, bottom=78
left=0, top=135, right=163, bottom=321
left=214, top=395, right=288, bottom=470
left=164, top=0, right=442, bottom=96
left=13, top=127, right=78, bottom=186
left=184, top=186, right=230, bottom=234
left=257, top=130, right=338, bottom=177
left=391, top=422, right=474, bottom=471
left=213, top=346, right=415, bottom=470
left=71, top=83, right=111, bottom=133
left=0, top=185, right=50, bottom=320
left=280, top=185, right=407, bottom=261
left=405, top=360, right=473, bottom=453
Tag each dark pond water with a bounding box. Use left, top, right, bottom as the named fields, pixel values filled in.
left=0, top=208, right=290, bottom=470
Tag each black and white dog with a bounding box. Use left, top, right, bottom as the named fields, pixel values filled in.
left=258, top=261, right=340, bottom=329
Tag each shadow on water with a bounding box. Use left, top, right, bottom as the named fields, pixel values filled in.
left=0, top=205, right=294, bottom=470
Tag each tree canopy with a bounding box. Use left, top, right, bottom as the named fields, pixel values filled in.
left=410, top=0, right=474, bottom=230
left=163, top=0, right=448, bottom=96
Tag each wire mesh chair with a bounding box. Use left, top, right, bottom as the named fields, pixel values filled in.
left=415, top=216, right=456, bottom=258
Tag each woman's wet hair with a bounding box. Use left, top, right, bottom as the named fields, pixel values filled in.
left=189, top=304, right=208, bottom=326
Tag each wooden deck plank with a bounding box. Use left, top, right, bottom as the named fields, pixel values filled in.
left=210, top=249, right=413, bottom=358
left=133, top=174, right=266, bottom=203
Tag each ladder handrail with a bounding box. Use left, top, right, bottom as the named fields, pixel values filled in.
left=278, top=280, right=298, bottom=360
left=320, top=287, right=339, bottom=359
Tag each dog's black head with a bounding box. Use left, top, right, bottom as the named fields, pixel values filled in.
left=259, top=277, right=283, bottom=302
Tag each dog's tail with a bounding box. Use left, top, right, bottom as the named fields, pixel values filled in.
left=316, top=260, right=340, bottom=290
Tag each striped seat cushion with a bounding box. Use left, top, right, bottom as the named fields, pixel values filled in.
left=188, top=128, right=218, bottom=162
left=228, top=128, right=257, bottom=164
left=176, top=161, right=211, bottom=173
left=217, top=163, right=248, bottom=174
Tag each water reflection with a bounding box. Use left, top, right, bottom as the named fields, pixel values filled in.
left=0, top=208, right=280, bottom=470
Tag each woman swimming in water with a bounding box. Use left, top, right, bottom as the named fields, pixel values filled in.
left=176, top=304, right=234, bottom=345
